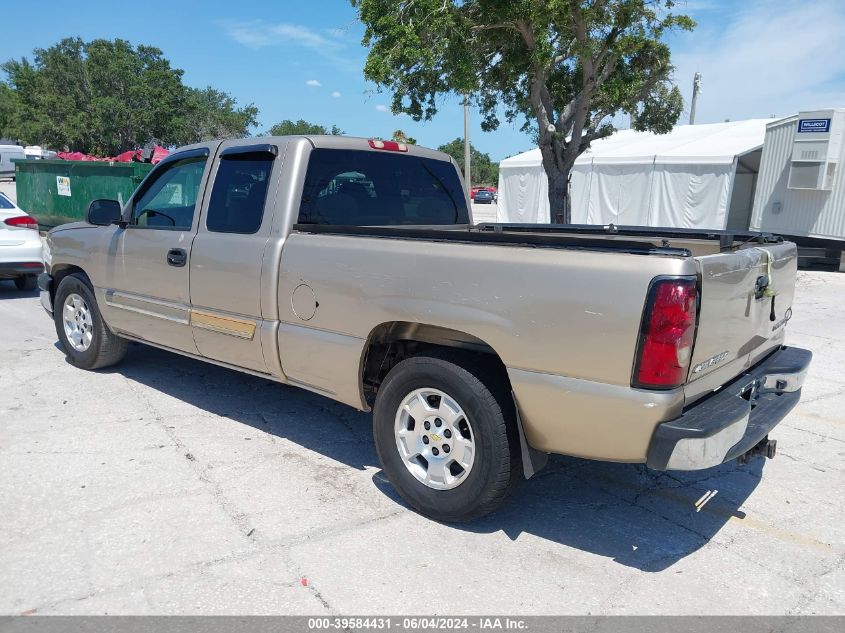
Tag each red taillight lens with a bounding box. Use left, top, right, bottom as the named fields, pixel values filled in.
left=634, top=278, right=698, bottom=389
left=4, top=215, right=39, bottom=230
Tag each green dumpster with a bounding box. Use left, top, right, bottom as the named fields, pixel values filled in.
left=13, top=159, right=154, bottom=229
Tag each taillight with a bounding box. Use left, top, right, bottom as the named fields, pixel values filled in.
left=368, top=139, right=408, bottom=152
left=4, top=215, right=39, bottom=230
left=633, top=277, right=698, bottom=389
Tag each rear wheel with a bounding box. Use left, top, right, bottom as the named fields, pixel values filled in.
left=373, top=352, right=521, bottom=522
left=14, top=275, right=36, bottom=291
left=53, top=273, right=127, bottom=370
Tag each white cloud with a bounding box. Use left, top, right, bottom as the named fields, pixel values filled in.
left=225, top=21, right=337, bottom=50
left=325, top=27, right=347, bottom=39
left=375, top=105, right=390, bottom=113
left=332, top=91, right=342, bottom=98
left=222, top=20, right=359, bottom=70
left=671, top=0, right=845, bottom=122
left=306, top=79, right=321, bottom=87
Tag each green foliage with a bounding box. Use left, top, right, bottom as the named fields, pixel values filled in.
left=0, top=83, right=17, bottom=140
left=351, top=0, right=694, bottom=220
left=437, top=137, right=499, bottom=185
left=0, top=37, right=258, bottom=155
left=265, top=119, right=345, bottom=136
left=391, top=129, right=417, bottom=144
left=175, top=87, right=258, bottom=147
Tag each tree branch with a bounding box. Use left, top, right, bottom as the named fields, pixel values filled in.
left=471, top=23, right=517, bottom=33
left=514, top=20, right=536, bottom=49
left=589, top=108, right=613, bottom=131
left=593, top=28, right=620, bottom=80
left=578, top=125, right=614, bottom=153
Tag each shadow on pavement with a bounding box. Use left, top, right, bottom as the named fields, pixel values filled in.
left=458, top=456, right=762, bottom=572
left=104, top=342, right=380, bottom=473
left=0, top=280, right=39, bottom=299
left=93, top=341, right=762, bottom=573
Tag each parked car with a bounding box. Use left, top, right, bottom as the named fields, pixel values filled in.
left=470, top=185, right=497, bottom=200
left=0, top=192, right=43, bottom=290
left=39, top=135, right=811, bottom=522
left=474, top=188, right=494, bottom=204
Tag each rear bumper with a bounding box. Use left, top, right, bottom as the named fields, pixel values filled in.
left=0, top=261, right=44, bottom=279
left=647, top=346, right=812, bottom=470
left=38, top=271, right=53, bottom=314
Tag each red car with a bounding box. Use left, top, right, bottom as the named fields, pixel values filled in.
left=470, top=186, right=497, bottom=200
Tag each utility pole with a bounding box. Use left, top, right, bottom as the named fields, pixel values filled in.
left=463, top=95, right=471, bottom=190
left=689, top=72, right=702, bottom=125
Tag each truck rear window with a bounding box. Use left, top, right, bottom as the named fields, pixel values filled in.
left=297, top=149, right=469, bottom=226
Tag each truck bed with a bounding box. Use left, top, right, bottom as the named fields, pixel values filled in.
left=296, top=221, right=784, bottom=258
left=290, top=220, right=796, bottom=412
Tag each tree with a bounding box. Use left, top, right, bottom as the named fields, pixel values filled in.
left=174, top=87, right=258, bottom=146
left=391, top=129, right=417, bottom=144
left=0, top=83, right=18, bottom=140
left=1, top=37, right=258, bottom=155
left=437, top=138, right=499, bottom=185
left=265, top=119, right=345, bottom=136
left=352, top=0, right=693, bottom=222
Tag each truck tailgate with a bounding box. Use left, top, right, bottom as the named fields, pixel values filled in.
left=685, top=241, right=797, bottom=403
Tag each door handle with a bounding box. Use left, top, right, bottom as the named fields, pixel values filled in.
left=167, top=248, right=187, bottom=267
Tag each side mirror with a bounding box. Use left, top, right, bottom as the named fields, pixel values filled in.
left=86, top=199, right=123, bottom=227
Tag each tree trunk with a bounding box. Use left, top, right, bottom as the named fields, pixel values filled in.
left=545, top=163, right=572, bottom=224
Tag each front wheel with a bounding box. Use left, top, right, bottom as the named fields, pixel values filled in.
left=53, top=273, right=127, bottom=370
left=373, top=352, right=521, bottom=522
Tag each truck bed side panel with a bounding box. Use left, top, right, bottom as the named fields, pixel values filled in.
left=276, top=232, right=694, bottom=460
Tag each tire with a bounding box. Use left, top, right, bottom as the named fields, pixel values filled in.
left=53, top=273, right=127, bottom=370
left=373, top=351, right=521, bottom=522
left=14, top=275, right=37, bottom=291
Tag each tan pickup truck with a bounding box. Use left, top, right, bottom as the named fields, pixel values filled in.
left=39, top=136, right=811, bottom=521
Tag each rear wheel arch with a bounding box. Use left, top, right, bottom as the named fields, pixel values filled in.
left=359, top=321, right=548, bottom=483
left=359, top=321, right=511, bottom=406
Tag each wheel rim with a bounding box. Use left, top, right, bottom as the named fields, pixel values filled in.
left=62, top=293, right=94, bottom=352
left=394, top=387, right=475, bottom=490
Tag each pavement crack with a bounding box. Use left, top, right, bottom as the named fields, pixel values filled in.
left=120, top=376, right=258, bottom=544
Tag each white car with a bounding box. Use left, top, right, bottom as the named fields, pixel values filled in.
left=0, top=191, right=43, bottom=290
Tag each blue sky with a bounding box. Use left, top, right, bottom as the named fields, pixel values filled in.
left=2, top=0, right=844, bottom=161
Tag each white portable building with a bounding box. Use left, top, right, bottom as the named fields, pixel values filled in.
left=0, top=144, right=26, bottom=178
left=750, top=109, right=845, bottom=241
left=497, top=119, right=769, bottom=230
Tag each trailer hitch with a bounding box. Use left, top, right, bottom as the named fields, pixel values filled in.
left=737, top=436, right=777, bottom=465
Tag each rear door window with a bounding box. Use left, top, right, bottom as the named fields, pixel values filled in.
left=206, top=150, right=275, bottom=234
left=297, top=149, right=468, bottom=226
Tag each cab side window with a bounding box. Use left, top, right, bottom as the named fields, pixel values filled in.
left=131, top=156, right=207, bottom=230
left=206, top=151, right=274, bottom=234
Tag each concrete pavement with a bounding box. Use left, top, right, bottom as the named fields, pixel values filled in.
left=0, top=271, right=843, bottom=615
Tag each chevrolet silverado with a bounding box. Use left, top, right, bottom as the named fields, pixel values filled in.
left=38, top=135, right=812, bottom=521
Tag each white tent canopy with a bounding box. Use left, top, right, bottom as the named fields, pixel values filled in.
left=497, top=119, right=769, bottom=229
